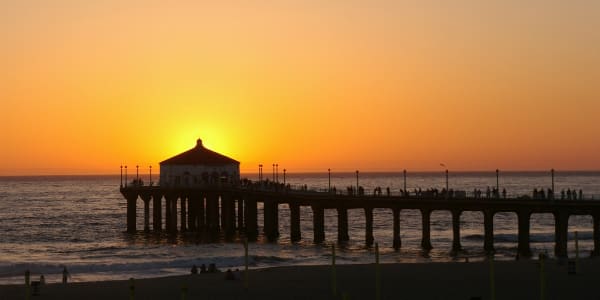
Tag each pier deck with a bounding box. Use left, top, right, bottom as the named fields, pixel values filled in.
left=120, top=184, right=600, bottom=258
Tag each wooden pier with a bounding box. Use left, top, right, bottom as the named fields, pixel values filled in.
left=120, top=184, right=600, bottom=258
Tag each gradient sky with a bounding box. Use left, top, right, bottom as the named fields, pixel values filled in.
left=2, top=1, right=600, bottom=175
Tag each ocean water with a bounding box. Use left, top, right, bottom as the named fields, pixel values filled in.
left=1, top=171, right=599, bottom=285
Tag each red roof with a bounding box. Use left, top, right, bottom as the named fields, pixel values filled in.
left=160, top=139, right=239, bottom=166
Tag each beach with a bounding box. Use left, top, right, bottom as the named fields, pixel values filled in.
left=2, top=258, right=598, bottom=300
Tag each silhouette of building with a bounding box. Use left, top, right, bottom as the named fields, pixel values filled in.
left=159, top=138, right=239, bottom=186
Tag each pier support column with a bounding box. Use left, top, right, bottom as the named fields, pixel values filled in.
left=593, top=212, right=600, bottom=256
left=152, top=193, right=162, bottom=231
left=554, top=211, right=569, bottom=258
left=165, top=195, right=172, bottom=232
left=140, top=194, right=152, bottom=232
left=421, top=209, right=432, bottom=250
left=312, top=205, right=325, bottom=244
left=206, top=194, right=220, bottom=233
left=223, top=194, right=236, bottom=237
left=290, top=204, right=301, bottom=242
left=245, top=198, right=258, bottom=240
left=451, top=210, right=462, bottom=252
left=180, top=196, right=187, bottom=232
left=393, top=208, right=401, bottom=249
left=264, top=201, right=279, bottom=241
left=124, top=192, right=138, bottom=233
left=517, top=210, right=532, bottom=258
left=483, top=210, right=495, bottom=253
left=237, top=198, right=245, bottom=231
left=337, top=208, right=349, bottom=243
left=170, top=195, right=178, bottom=233
left=197, top=194, right=205, bottom=231
left=365, top=207, right=374, bottom=247
left=187, top=194, right=196, bottom=231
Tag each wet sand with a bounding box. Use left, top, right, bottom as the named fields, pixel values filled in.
left=2, top=259, right=598, bottom=299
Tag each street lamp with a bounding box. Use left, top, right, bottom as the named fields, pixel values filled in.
left=149, top=165, right=152, bottom=185
left=272, top=164, right=275, bottom=182
left=356, top=170, right=359, bottom=194
left=276, top=164, right=279, bottom=183
left=258, top=164, right=263, bottom=181
left=403, top=169, right=407, bottom=193
left=283, top=169, right=286, bottom=185
left=440, top=163, right=448, bottom=191
left=120, top=165, right=123, bottom=187
left=124, top=165, right=128, bottom=187
left=328, top=168, right=331, bottom=192
left=136, top=165, right=139, bottom=181
left=496, top=169, right=499, bottom=198
left=551, top=168, right=555, bottom=193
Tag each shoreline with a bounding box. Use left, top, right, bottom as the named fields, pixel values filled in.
left=2, top=259, right=599, bottom=299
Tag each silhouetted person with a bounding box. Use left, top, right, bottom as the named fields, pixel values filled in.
left=567, top=189, right=572, bottom=200
left=579, top=189, right=583, bottom=200
left=200, top=264, right=207, bottom=273
left=486, top=187, right=491, bottom=199
left=191, top=265, right=198, bottom=274
left=208, top=263, right=217, bottom=273
left=62, top=267, right=69, bottom=284
left=561, top=190, right=565, bottom=200
left=502, top=188, right=506, bottom=199
left=225, top=269, right=235, bottom=280
left=40, top=275, right=45, bottom=285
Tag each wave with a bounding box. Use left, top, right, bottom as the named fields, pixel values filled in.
left=463, top=231, right=593, bottom=243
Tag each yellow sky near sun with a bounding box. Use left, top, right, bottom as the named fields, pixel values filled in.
left=1, top=1, right=600, bottom=175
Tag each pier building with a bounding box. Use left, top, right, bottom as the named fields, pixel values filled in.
left=159, top=139, right=239, bottom=186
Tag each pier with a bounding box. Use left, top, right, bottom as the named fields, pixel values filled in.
left=120, top=183, right=600, bottom=258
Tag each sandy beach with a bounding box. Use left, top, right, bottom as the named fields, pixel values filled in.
left=2, top=258, right=599, bottom=300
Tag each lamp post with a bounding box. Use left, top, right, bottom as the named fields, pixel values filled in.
left=120, top=165, right=123, bottom=187
left=496, top=169, right=499, bottom=198
left=149, top=166, right=152, bottom=185
left=272, top=164, right=275, bottom=182
left=136, top=165, right=139, bottom=181
left=125, top=165, right=128, bottom=187
left=356, top=170, right=359, bottom=194
left=403, top=169, right=407, bottom=193
left=440, top=163, right=448, bottom=191
left=328, top=168, right=331, bottom=192
left=283, top=169, right=286, bottom=185
left=276, top=164, right=279, bottom=183
left=551, top=168, right=555, bottom=193
left=258, top=164, right=263, bottom=181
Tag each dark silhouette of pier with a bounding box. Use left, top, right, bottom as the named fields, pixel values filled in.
left=120, top=182, right=600, bottom=258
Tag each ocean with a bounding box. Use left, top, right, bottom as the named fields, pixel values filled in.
left=1, top=171, right=599, bottom=285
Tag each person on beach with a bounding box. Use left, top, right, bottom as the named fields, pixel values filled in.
left=62, top=267, right=70, bottom=284
left=225, top=269, right=235, bottom=280
left=191, top=265, right=198, bottom=275
left=200, top=264, right=207, bottom=273
left=40, top=275, right=45, bottom=285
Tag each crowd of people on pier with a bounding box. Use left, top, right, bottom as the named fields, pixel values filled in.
left=239, top=178, right=589, bottom=201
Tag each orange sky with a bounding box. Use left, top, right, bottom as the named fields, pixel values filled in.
left=2, top=1, right=600, bottom=175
